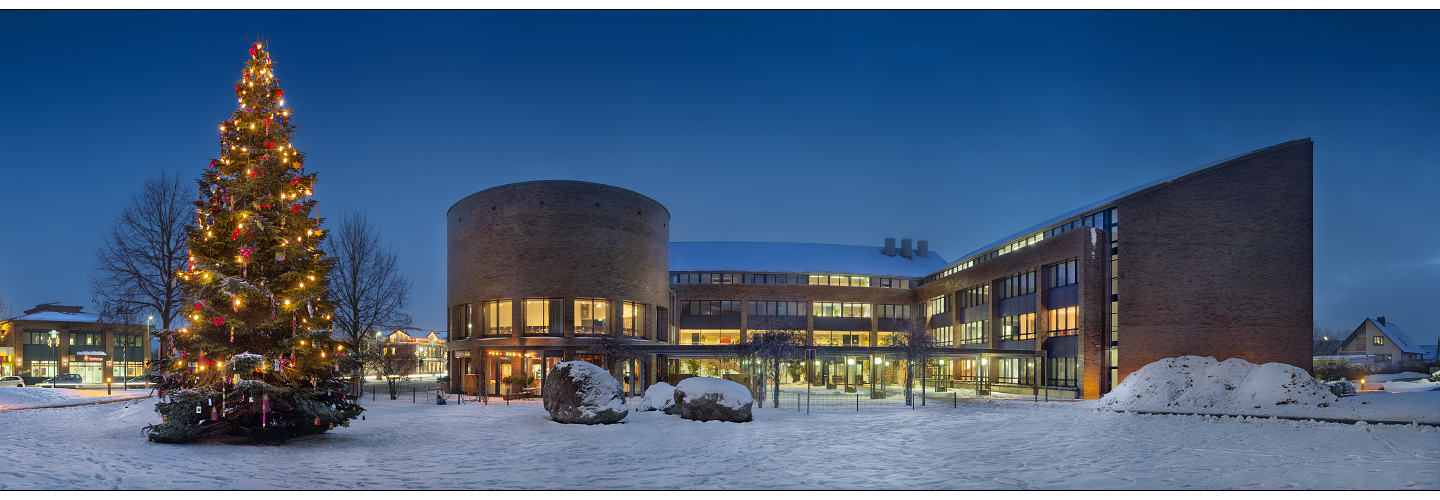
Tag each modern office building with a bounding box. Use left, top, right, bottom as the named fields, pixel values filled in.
left=0, top=302, right=152, bottom=384
left=446, top=138, right=1313, bottom=399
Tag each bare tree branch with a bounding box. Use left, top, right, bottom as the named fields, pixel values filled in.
left=734, top=315, right=805, bottom=408
left=324, top=212, right=413, bottom=393
left=90, top=171, right=189, bottom=339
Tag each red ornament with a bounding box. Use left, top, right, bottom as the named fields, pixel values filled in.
left=212, top=317, right=224, bottom=326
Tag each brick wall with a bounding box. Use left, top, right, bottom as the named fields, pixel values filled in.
left=1117, top=141, right=1313, bottom=378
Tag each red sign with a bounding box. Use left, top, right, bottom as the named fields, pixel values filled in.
left=82, top=355, right=104, bottom=362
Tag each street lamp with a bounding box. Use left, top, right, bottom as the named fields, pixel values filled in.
left=47, top=330, right=59, bottom=388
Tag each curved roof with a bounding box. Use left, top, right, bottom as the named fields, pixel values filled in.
left=447, top=180, right=670, bottom=219
left=669, top=241, right=947, bottom=277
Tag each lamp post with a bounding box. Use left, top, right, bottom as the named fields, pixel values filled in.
left=47, top=330, right=59, bottom=388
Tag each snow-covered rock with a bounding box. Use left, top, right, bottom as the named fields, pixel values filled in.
left=1100, top=356, right=1337, bottom=410
left=674, top=377, right=753, bottom=422
left=635, top=382, right=676, bottom=412
left=541, top=361, right=628, bottom=424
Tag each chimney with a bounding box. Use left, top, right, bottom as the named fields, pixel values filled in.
left=1377, top=316, right=1386, bottom=326
left=917, top=240, right=929, bottom=258
left=882, top=237, right=897, bottom=256
left=900, top=238, right=913, bottom=258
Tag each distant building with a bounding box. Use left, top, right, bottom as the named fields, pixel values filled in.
left=375, top=330, right=446, bottom=378
left=0, top=303, right=150, bottom=384
left=1335, top=317, right=1426, bottom=363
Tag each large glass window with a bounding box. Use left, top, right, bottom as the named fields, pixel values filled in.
left=451, top=303, right=473, bottom=339
left=481, top=299, right=512, bottom=336
left=959, top=320, right=988, bottom=344
left=807, top=275, right=871, bottom=287
left=622, top=301, right=646, bottom=337
left=747, top=301, right=805, bottom=317
left=999, top=313, right=1036, bottom=341
left=1047, top=259, right=1078, bottom=287
left=931, top=326, right=952, bottom=345
left=926, top=295, right=950, bottom=317
left=23, top=330, right=55, bottom=345
left=678, top=329, right=738, bottom=345
left=813, top=303, right=872, bottom=318
left=679, top=301, right=740, bottom=316
left=997, top=358, right=1037, bottom=385
left=813, top=331, right=869, bottom=346
left=875, top=278, right=913, bottom=289
left=876, top=304, right=911, bottom=319
left=523, top=298, right=560, bottom=336
left=1047, top=306, right=1077, bottom=337
left=574, top=298, right=608, bottom=335
left=71, top=331, right=102, bottom=346
left=1047, top=357, right=1078, bottom=388
left=740, top=274, right=806, bottom=284
left=671, top=273, right=739, bottom=284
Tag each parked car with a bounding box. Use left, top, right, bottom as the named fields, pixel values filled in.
left=0, top=376, right=24, bottom=387
left=119, top=375, right=157, bottom=388
left=38, top=373, right=82, bottom=388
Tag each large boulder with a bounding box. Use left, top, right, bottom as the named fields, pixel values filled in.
left=674, top=377, right=753, bottom=423
left=542, top=361, right=629, bottom=424
left=635, top=382, right=677, bottom=412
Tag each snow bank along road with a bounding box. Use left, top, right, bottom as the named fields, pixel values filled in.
left=0, top=395, right=1436, bottom=489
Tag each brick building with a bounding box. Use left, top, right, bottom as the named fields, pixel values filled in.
left=446, top=139, right=1313, bottom=399
left=0, top=302, right=151, bottom=385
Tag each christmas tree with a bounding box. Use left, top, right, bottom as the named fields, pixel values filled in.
left=145, top=39, right=362, bottom=444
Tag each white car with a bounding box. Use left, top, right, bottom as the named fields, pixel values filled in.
left=0, top=376, right=24, bottom=387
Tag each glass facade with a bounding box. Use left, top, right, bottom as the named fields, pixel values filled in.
left=808, top=275, right=871, bottom=287
left=998, top=271, right=1036, bottom=341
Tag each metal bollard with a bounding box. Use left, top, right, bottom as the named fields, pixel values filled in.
left=856, top=393, right=860, bottom=411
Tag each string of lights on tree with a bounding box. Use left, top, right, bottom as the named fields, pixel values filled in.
left=145, top=39, right=363, bottom=444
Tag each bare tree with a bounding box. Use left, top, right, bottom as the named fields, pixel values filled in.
left=90, top=171, right=189, bottom=348
left=884, top=318, right=937, bottom=406
left=1313, top=320, right=1346, bottom=356
left=325, top=211, right=413, bottom=395
left=373, top=342, right=420, bottom=400
left=735, top=315, right=805, bottom=408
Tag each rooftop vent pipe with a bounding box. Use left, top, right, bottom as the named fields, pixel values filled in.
left=900, top=239, right=913, bottom=258
left=917, top=240, right=928, bottom=258
left=882, top=238, right=897, bottom=256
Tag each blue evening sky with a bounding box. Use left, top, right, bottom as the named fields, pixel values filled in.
left=1, top=11, right=1436, bottom=341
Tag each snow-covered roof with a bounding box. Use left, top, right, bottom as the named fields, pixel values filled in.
left=938, top=138, right=1313, bottom=274
left=6, top=310, right=102, bottom=324
left=669, top=241, right=948, bottom=277
left=1371, top=319, right=1425, bottom=355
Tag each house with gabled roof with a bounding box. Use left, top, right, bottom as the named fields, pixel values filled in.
left=1335, top=317, right=1426, bottom=363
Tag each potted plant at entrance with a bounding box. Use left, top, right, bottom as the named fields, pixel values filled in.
left=500, top=375, right=534, bottom=400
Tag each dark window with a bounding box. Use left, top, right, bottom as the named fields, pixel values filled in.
left=747, top=301, right=806, bottom=317
left=1047, top=357, right=1078, bottom=388
left=679, top=300, right=740, bottom=316
left=876, top=304, right=911, bottom=319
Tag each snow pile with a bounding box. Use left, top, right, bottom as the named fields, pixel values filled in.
left=635, top=382, right=676, bottom=412
left=1100, top=356, right=1336, bottom=410
left=1367, top=372, right=1431, bottom=383
left=675, top=377, right=753, bottom=410
left=0, top=387, right=151, bottom=410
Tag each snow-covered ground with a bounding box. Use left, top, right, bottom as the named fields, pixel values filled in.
left=0, top=387, right=1437, bottom=489
left=0, top=387, right=153, bottom=410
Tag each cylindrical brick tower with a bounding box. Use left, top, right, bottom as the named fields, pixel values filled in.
left=445, top=180, right=670, bottom=395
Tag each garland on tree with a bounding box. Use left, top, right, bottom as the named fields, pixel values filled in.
left=146, top=39, right=362, bottom=444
